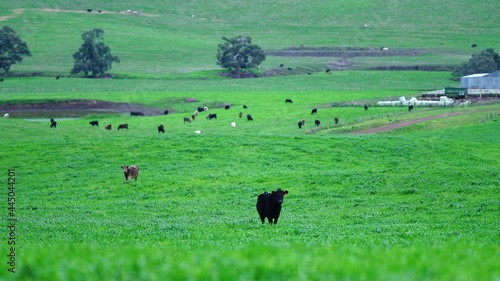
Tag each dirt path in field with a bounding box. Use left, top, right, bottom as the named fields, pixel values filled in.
left=351, top=109, right=498, bottom=134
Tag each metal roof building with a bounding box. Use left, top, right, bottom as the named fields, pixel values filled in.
left=460, top=70, right=500, bottom=89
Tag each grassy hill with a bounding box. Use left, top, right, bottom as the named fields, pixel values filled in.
left=0, top=1, right=499, bottom=280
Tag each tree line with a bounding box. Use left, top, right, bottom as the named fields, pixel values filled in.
left=1, top=25, right=498, bottom=79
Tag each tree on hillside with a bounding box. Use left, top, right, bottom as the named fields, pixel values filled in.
left=0, top=26, right=32, bottom=74
left=71, top=29, right=120, bottom=78
left=452, top=48, right=500, bottom=80
left=216, top=35, right=265, bottom=77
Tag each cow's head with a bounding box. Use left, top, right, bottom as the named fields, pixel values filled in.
left=121, top=166, right=130, bottom=173
left=272, top=189, right=289, bottom=204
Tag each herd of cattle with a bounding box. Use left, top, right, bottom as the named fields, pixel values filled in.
left=42, top=99, right=352, bottom=133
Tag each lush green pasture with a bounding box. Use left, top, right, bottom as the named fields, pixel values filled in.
left=1, top=0, right=499, bottom=76
left=0, top=115, right=499, bottom=280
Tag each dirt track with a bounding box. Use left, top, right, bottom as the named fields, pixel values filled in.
left=351, top=110, right=495, bottom=134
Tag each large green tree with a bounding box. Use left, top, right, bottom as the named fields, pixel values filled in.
left=452, top=48, right=500, bottom=80
left=216, top=35, right=265, bottom=77
left=0, top=26, right=32, bottom=74
left=71, top=29, right=120, bottom=78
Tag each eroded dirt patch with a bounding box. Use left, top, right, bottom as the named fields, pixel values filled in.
left=0, top=100, right=169, bottom=118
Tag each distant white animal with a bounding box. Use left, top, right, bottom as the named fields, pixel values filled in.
left=3, top=113, right=9, bottom=118
left=231, top=122, right=236, bottom=128
left=203, top=106, right=208, bottom=112
left=192, top=15, right=195, bottom=17
left=363, top=24, right=368, bottom=28
left=194, top=130, right=201, bottom=134
left=132, top=11, right=139, bottom=15
left=126, top=10, right=131, bottom=13
left=381, top=47, right=389, bottom=51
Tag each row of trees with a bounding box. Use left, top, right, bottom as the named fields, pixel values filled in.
left=0, top=26, right=119, bottom=78
left=1, top=25, right=498, bottom=79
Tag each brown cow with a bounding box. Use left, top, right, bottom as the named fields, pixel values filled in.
left=121, top=165, right=139, bottom=183
left=184, top=117, right=191, bottom=123
left=105, top=124, right=112, bottom=130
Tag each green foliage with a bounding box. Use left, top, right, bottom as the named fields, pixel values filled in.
left=216, top=35, right=265, bottom=77
left=0, top=25, right=31, bottom=73
left=452, top=48, right=500, bottom=80
left=71, top=28, right=120, bottom=78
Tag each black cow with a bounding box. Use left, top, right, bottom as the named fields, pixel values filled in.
left=87, top=9, right=92, bottom=12
left=50, top=118, right=57, bottom=128
left=243, top=105, right=248, bottom=109
left=285, top=99, right=293, bottom=104
left=298, top=120, right=304, bottom=129
left=130, top=111, right=144, bottom=116
left=364, top=104, right=369, bottom=111
left=56, top=75, right=60, bottom=80
left=225, top=105, right=230, bottom=110
left=315, top=120, right=320, bottom=126
left=247, top=114, right=253, bottom=121
left=197, top=107, right=205, bottom=112
left=206, top=113, right=217, bottom=120
left=409, top=105, right=414, bottom=112
left=471, top=44, right=477, bottom=48
left=117, top=124, right=128, bottom=130
left=239, top=112, right=243, bottom=118
left=256, top=189, right=289, bottom=224
left=105, top=124, right=112, bottom=130
left=183, top=117, right=191, bottom=123
left=164, top=110, right=169, bottom=115
left=325, top=69, right=332, bottom=74
left=311, top=108, right=317, bottom=115
left=334, top=117, right=339, bottom=125
left=89, top=120, right=99, bottom=127
left=0, top=78, right=4, bottom=82
left=158, top=124, right=165, bottom=133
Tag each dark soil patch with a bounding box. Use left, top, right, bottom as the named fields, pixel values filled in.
left=0, top=100, right=170, bottom=118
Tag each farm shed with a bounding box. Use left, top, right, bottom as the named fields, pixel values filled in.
left=460, top=70, right=500, bottom=89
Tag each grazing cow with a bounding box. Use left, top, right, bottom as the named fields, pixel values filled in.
left=132, top=11, right=139, bottom=15
left=105, top=124, right=112, bottom=130
left=285, top=99, right=293, bottom=104
left=206, top=113, right=217, bottom=120
left=184, top=117, right=191, bottom=123
left=364, top=104, right=369, bottom=111
left=3, top=113, right=9, bottom=118
left=87, top=9, right=92, bottom=12
left=325, top=69, right=332, bottom=74
left=247, top=114, right=253, bottom=121
left=130, top=111, right=144, bottom=116
left=204, top=106, right=209, bottom=112
left=334, top=117, right=339, bottom=125
left=89, top=120, right=99, bottom=127
left=50, top=118, right=57, bottom=128
left=117, top=124, right=128, bottom=130
left=287, top=67, right=292, bottom=71
left=197, top=107, right=204, bottom=112
left=315, top=120, right=320, bottom=126
left=279, top=64, right=284, bottom=67
left=164, top=110, right=169, bottom=115
left=0, top=78, right=4, bottom=82
left=225, top=105, right=230, bottom=110
left=409, top=105, right=414, bottom=112
left=381, top=47, right=389, bottom=51
left=471, top=44, right=477, bottom=48
left=158, top=124, right=165, bottom=133
left=243, top=105, right=248, bottom=109
left=231, top=122, right=236, bottom=128
left=192, top=114, right=196, bottom=121
left=121, top=165, right=139, bottom=183
left=194, top=110, right=199, bottom=116
left=311, top=108, right=317, bottom=115
left=298, top=119, right=305, bottom=129
left=98, top=10, right=102, bottom=13
left=239, top=112, right=243, bottom=118
left=56, top=75, right=60, bottom=80
left=256, top=189, right=289, bottom=224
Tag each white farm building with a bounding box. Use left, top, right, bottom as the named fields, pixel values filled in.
left=460, top=70, right=500, bottom=89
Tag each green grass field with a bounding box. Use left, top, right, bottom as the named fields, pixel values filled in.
left=1, top=1, right=499, bottom=280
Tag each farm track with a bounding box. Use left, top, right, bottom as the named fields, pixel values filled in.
left=351, top=109, right=498, bottom=134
